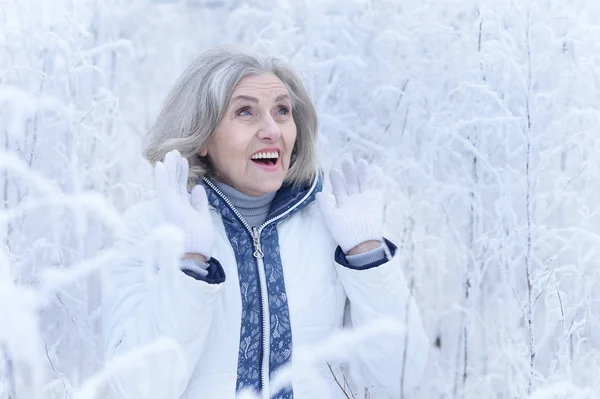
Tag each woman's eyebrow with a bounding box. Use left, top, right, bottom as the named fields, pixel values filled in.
left=231, top=94, right=290, bottom=104
left=231, top=95, right=258, bottom=104
left=274, top=94, right=290, bottom=102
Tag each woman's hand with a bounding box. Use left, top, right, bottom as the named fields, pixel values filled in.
left=154, top=150, right=215, bottom=260
left=317, top=158, right=384, bottom=255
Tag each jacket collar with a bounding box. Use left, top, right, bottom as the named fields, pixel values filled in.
left=201, top=172, right=323, bottom=230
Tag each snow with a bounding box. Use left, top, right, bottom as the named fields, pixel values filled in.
left=1, top=0, right=600, bottom=397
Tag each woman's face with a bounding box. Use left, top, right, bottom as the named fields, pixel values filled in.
left=201, top=73, right=297, bottom=196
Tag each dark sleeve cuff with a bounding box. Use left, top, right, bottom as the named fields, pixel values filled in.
left=335, top=238, right=398, bottom=270
left=181, top=258, right=226, bottom=284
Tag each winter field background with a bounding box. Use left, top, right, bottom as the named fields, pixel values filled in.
left=1, top=0, right=600, bottom=398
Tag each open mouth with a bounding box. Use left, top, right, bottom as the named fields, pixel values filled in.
left=250, top=151, right=279, bottom=167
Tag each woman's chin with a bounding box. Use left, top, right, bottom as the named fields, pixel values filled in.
left=247, top=179, right=283, bottom=196
left=226, top=175, right=283, bottom=197
left=241, top=167, right=287, bottom=196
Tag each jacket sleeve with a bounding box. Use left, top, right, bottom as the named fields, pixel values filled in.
left=101, top=204, right=225, bottom=399
left=334, top=238, right=429, bottom=397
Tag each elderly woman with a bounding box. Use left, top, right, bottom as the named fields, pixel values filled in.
left=102, top=46, right=429, bottom=399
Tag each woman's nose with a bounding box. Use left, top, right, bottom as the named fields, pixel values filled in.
left=257, top=116, right=281, bottom=141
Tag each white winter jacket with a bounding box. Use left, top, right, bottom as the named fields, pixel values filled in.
left=102, top=175, right=429, bottom=399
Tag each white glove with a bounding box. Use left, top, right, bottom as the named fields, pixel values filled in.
left=317, top=158, right=384, bottom=254
left=154, top=150, right=215, bottom=259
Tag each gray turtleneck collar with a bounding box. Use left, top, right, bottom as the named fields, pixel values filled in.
left=211, top=180, right=276, bottom=228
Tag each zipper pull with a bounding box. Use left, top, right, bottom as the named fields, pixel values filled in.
left=251, top=227, right=264, bottom=259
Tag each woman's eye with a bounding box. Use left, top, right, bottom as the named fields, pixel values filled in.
left=277, top=105, right=290, bottom=115
left=237, top=107, right=252, bottom=116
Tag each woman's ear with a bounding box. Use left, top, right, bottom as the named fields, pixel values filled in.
left=199, top=147, right=208, bottom=157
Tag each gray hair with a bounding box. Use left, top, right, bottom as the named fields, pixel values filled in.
left=143, top=45, right=318, bottom=188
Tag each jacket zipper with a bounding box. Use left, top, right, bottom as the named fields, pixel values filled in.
left=203, top=176, right=319, bottom=399
left=251, top=226, right=270, bottom=399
